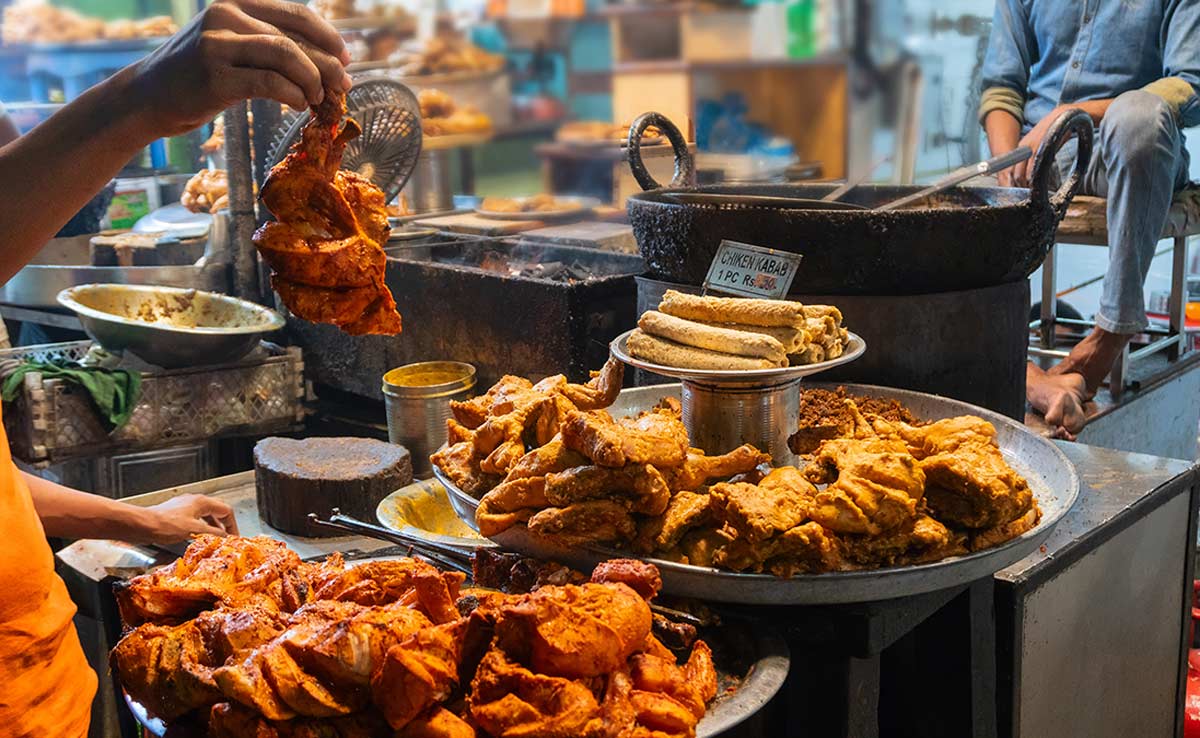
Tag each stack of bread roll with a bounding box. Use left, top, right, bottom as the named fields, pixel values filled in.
left=628, top=290, right=850, bottom=371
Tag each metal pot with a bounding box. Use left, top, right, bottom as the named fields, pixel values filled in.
left=624, top=110, right=1093, bottom=295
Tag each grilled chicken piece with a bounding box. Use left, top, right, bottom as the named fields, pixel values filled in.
left=468, top=649, right=602, bottom=737
left=213, top=600, right=434, bottom=720
left=112, top=606, right=287, bottom=720
left=493, top=582, right=651, bottom=679
left=372, top=620, right=467, bottom=729
left=255, top=89, right=401, bottom=336
left=561, top=407, right=688, bottom=469
left=310, top=558, right=464, bottom=624
left=544, top=463, right=671, bottom=516
left=666, top=444, right=771, bottom=492
left=115, top=535, right=325, bottom=626
left=208, top=701, right=390, bottom=738
left=590, top=559, right=662, bottom=601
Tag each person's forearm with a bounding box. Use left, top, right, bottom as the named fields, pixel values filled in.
left=1068, top=99, right=1112, bottom=125
left=0, top=67, right=157, bottom=283
left=984, top=109, right=1022, bottom=156
left=24, top=471, right=154, bottom=541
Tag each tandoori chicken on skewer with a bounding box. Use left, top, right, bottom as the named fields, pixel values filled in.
left=255, top=89, right=402, bottom=335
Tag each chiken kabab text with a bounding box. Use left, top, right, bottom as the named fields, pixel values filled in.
left=460, top=365, right=1040, bottom=575
left=111, top=535, right=718, bottom=738
left=629, top=290, right=850, bottom=370
left=254, top=89, right=402, bottom=336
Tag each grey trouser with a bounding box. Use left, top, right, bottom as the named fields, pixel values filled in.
left=1053, top=89, right=1191, bottom=334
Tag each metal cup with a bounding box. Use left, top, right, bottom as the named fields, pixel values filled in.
left=382, top=361, right=476, bottom=478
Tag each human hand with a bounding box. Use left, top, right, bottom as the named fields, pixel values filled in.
left=1007, top=105, right=1067, bottom=188
left=141, top=494, right=239, bottom=544
left=125, top=0, right=352, bottom=138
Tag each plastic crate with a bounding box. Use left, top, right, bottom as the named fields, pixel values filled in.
left=1, top=341, right=306, bottom=465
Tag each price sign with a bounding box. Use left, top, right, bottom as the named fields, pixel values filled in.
left=703, top=240, right=802, bottom=299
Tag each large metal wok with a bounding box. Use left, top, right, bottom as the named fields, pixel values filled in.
left=624, top=110, right=1094, bottom=295
left=436, top=383, right=1079, bottom=606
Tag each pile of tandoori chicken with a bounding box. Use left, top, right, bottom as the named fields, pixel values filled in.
left=254, top=90, right=402, bottom=336
left=112, top=536, right=718, bottom=738
left=435, top=364, right=1040, bottom=577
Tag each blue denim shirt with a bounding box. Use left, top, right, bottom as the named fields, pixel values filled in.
left=981, top=0, right=1200, bottom=129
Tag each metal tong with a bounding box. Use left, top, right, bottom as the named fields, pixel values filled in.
left=308, top=510, right=476, bottom=575
left=307, top=510, right=710, bottom=627
left=875, top=146, right=1032, bottom=211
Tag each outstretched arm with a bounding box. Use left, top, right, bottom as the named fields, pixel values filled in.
left=0, top=0, right=352, bottom=284
left=25, top=472, right=238, bottom=544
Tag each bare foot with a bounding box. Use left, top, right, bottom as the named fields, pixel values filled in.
left=1048, top=327, right=1132, bottom=394
left=1027, top=363, right=1089, bottom=440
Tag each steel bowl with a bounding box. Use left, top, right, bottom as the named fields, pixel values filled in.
left=57, top=284, right=285, bottom=368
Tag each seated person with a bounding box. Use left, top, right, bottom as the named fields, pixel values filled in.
left=979, top=0, right=1198, bottom=439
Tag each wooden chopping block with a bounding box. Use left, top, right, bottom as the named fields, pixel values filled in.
left=254, top=437, right=412, bottom=537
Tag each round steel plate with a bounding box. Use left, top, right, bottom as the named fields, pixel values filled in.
left=436, top=382, right=1080, bottom=605
left=611, top=329, right=866, bottom=385
left=476, top=196, right=600, bottom=221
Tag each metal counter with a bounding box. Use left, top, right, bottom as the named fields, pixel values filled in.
left=57, top=445, right=1200, bottom=738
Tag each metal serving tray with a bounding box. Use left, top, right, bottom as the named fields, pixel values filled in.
left=435, top=382, right=1080, bottom=606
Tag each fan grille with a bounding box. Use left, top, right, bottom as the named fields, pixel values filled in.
left=265, top=78, right=423, bottom=203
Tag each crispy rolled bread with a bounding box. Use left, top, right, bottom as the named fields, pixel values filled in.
left=696, top=320, right=810, bottom=354
left=627, top=329, right=784, bottom=370
left=638, top=311, right=787, bottom=362
left=659, top=290, right=806, bottom=328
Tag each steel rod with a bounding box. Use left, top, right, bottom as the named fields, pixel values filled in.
left=223, top=101, right=261, bottom=303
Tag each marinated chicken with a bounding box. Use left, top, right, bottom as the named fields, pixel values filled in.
left=113, top=538, right=720, bottom=738
left=255, top=89, right=402, bottom=335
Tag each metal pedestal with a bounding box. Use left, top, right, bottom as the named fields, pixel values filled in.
left=682, top=379, right=802, bottom=467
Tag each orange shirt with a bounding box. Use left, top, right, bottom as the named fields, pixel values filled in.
left=0, top=412, right=95, bottom=737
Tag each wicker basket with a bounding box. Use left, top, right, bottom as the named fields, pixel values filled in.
left=1, top=341, right=306, bottom=465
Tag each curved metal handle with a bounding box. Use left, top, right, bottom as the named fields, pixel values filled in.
left=626, top=112, right=694, bottom=191
left=1029, top=107, right=1093, bottom=221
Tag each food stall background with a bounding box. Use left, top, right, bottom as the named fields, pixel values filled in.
left=0, top=0, right=1198, bottom=499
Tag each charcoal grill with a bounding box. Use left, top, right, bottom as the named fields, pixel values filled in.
left=285, top=235, right=645, bottom=399
left=625, top=110, right=1094, bottom=295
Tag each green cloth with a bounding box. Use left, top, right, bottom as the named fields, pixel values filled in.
left=1, top=362, right=141, bottom=430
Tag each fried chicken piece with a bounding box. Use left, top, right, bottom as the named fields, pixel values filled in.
left=873, top=415, right=1033, bottom=529
left=494, top=582, right=652, bottom=679
left=673, top=526, right=726, bottom=568
left=372, top=620, right=466, bottom=729
left=710, top=467, right=814, bottom=544
left=538, top=357, right=624, bottom=411
left=469, top=650, right=602, bottom=738
left=803, top=439, right=924, bottom=535
left=969, top=498, right=1042, bottom=551
left=667, top=444, right=771, bottom=492
left=208, top=702, right=391, bottom=738
left=633, top=491, right=714, bottom=555
left=874, top=415, right=997, bottom=459
left=335, top=169, right=389, bottom=246
left=713, top=521, right=842, bottom=575
left=527, top=500, right=637, bottom=546
left=311, top=558, right=464, bottom=624
left=181, top=168, right=229, bottom=214
left=503, top=437, right=589, bottom=481
left=115, top=535, right=315, bottom=626
left=419, top=88, right=457, bottom=118
left=544, top=463, right=671, bottom=516
left=590, top=559, right=663, bottom=601
left=921, top=442, right=1034, bottom=529
left=476, top=476, right=550, bottom=536
left=838, top=514, right=967, bottom=569
left=561, top=408, right=688, bottom=469
left=214, top=600, right=434, bottom=720
left=451, top=375, right=535, bottom=429
left=431, top=440, right=501, bottom=499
